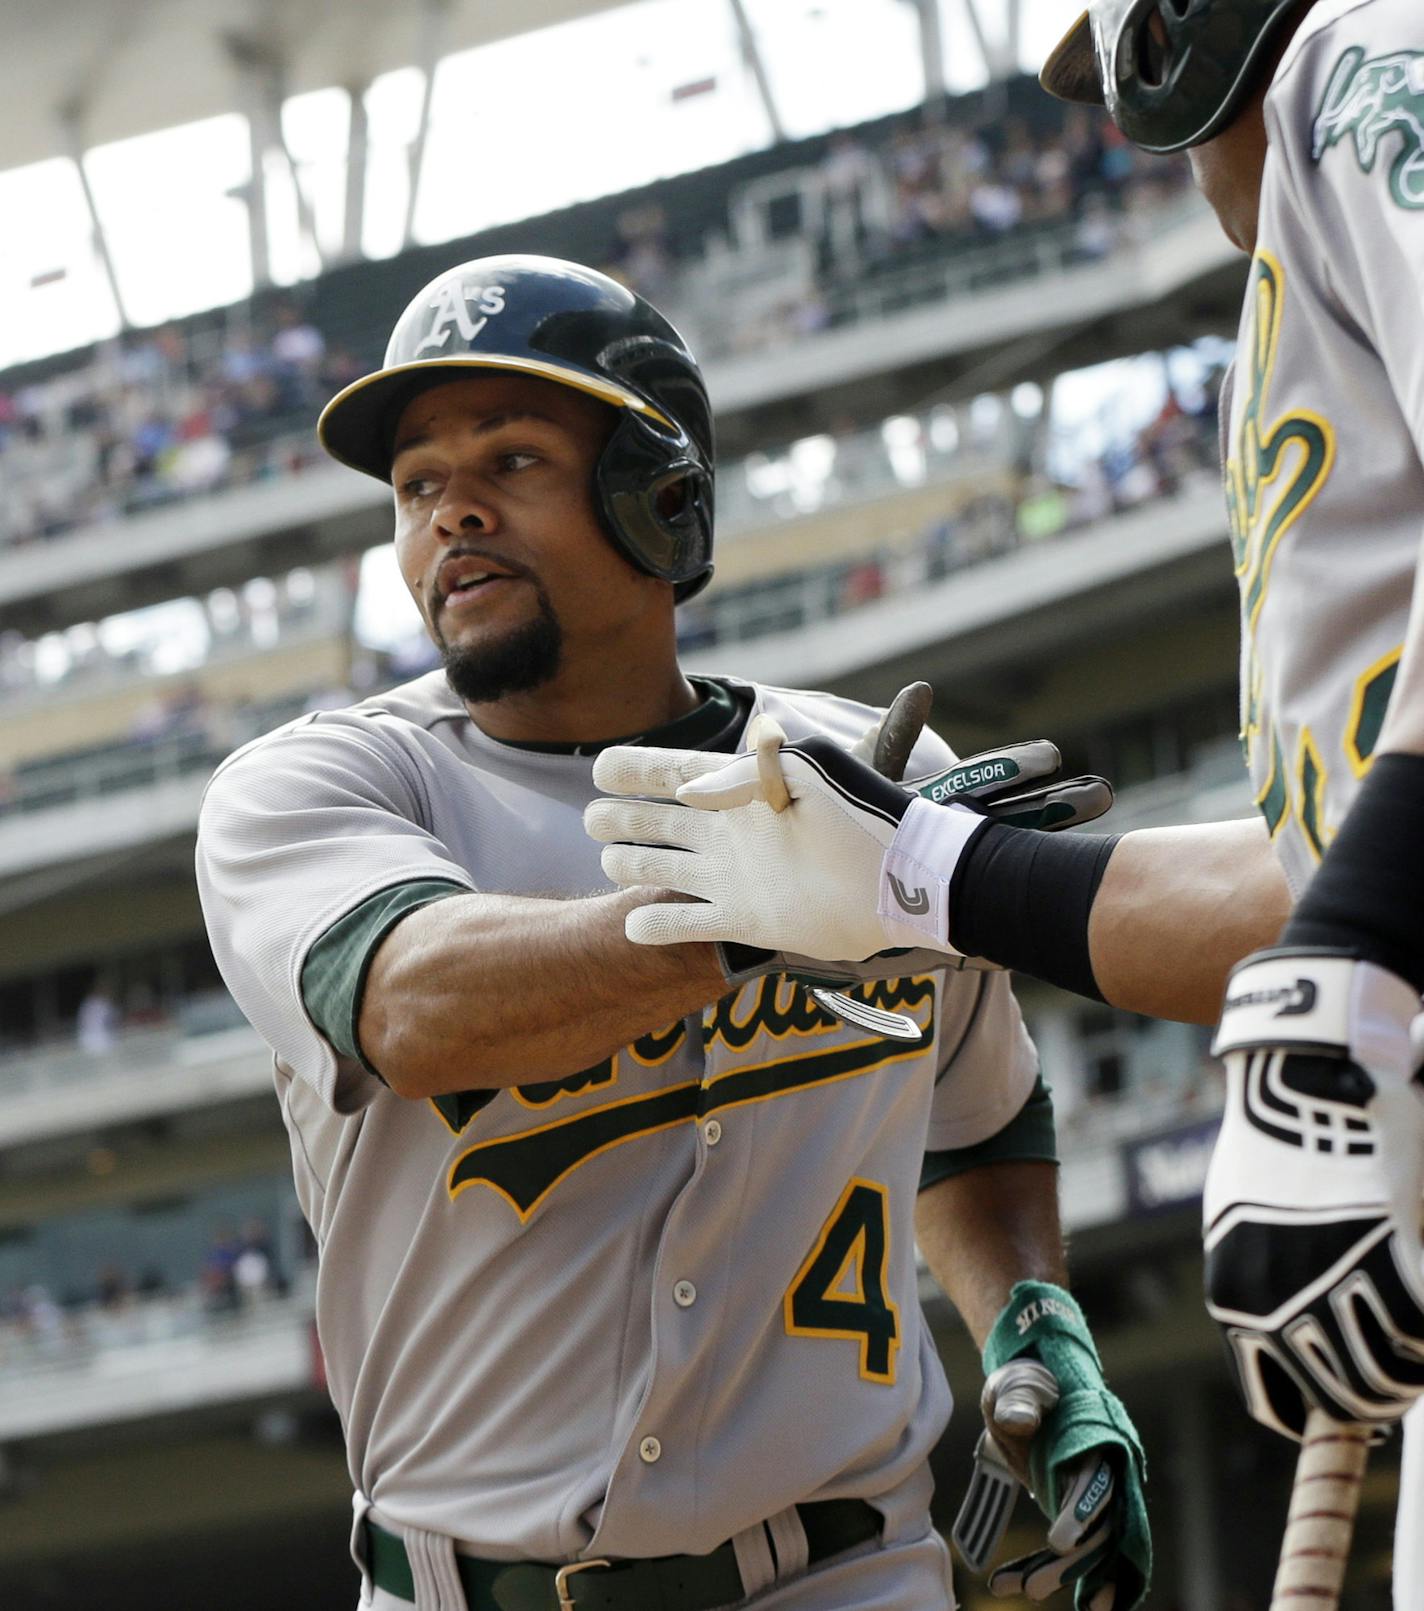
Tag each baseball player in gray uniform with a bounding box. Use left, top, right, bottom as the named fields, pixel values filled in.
left=195, top=257, right=1149, bottom=1611
left=587, top=2, right=1424, bottom=1599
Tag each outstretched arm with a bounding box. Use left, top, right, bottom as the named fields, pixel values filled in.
left=589, top=729, right=1290, bottom=1027
left=1087, top=817, right=1289, bottom=1022
left=359, top=887, right=724, bottom=1099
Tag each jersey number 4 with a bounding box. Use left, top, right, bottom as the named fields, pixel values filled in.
left=785, top=1178, right=901, bottom=1385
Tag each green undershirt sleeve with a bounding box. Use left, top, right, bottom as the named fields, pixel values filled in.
left=300, top=878, right=470, bottom=1083
left=917, top=1071, right=1058, bottom=1193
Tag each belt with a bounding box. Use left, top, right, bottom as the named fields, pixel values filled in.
left=365, top=1498, right=882, bottom=1611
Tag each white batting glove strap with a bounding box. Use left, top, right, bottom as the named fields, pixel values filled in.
left=988, top=1536, right=1116, bottom=1608
left=951, top=1361, right=1061, bottom=1572
left=878, top=795, right=984, bottom=953
left=1212, top=952, right=1419, bottom=1066
left=1205, top=953, right=1424, bottom=1230
left=984, top=1452, right=1117, bottom=1606
left=1204, top=949, right=1424, bottom=1439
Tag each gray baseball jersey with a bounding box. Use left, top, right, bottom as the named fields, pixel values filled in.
left=195, top=670, right=1038, bottom=1562
left=1225, top=0, right=1424, bottom=899
left=1224, top=8, right=1424, bottom=1603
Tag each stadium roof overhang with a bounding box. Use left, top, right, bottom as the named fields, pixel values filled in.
left=1, top=0, right=636, bottom=171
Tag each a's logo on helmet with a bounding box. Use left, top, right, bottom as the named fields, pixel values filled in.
left=414, top=282, right=508, bottom=355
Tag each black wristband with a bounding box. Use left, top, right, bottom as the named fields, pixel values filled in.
left=950, top=824, right=1121, bottom=1000
left=1281, top=752, right=1424, bottom=993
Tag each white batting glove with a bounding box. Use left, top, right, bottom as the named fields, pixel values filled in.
left=587, top=730, right=981, bottom=958
left=1205, top=948, right=1424, bottom=1439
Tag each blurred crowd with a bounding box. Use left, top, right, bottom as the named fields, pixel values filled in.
left=0, top=91, right=1190, bottom=556
left=0, top=303, right=358, bottom=551
left=606, top=104, right=1189, bottom=356
left=0, top=380, right=1221, bottom=817
left=0, top=1216, right=299, bottom=1374
left=0, top=564, right=328, bottom=702
left=681, top=383, right=1220, bottom=649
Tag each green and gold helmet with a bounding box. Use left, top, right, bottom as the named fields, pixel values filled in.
left=1041, top=0, right=1312, bottom=153
left=320, top=255, right=715, bottom=599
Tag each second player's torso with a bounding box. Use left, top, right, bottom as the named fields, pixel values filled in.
left=1227, top=0, right=1424, bottom=897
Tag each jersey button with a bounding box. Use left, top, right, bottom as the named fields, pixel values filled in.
left=673, top=1280, right=697, bottom=1308
left=639, top=1436, right=662, bottom=1464
left=703, top=1119, right=722, bottom=1146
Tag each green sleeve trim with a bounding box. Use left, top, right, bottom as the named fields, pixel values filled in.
left=917, top=1071, right=1058, bottom=1193
left=300, top=878, right=469, bottom=1083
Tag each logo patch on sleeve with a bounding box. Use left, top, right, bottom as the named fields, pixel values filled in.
left=1312, top=46, right=1424, bottom=207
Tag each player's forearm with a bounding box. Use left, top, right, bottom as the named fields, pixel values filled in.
left=915, top=1162, right=1067, bottom=1350
left=1088, top=817, right=1291, bottom=1023
left=936, top=811, right=1287, bottom=1023
left=360, top=887, right=724, bottom=1098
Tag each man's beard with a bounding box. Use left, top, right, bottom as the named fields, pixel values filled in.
left=437, top=593, right=564, bottom=705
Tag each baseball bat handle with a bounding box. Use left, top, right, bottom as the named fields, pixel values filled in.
left=994, top=1382, right=1052, bottom=1431
left=1268, top=1408, right=1370, bottom=1609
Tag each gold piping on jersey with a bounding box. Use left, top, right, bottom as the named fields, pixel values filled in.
left=625, top=1019, right=691, bottom=1067
left=428, top=1089, right=496, bottom=1137
left=1296, top=725, right=1331, bottom=860
left=1242, top=653, right=1263, bottom=749
left=785, top=1178, right=901, bottom=1386
left=1345, top=645, right=1403, bottom=778
left=1254, top=726, right=1290, bottom=840
left=701, top=1033, right=932, bottom=1120
left=1225, top=250, right=1337, bottom=634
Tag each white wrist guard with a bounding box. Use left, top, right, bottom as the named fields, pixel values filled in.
left=879, top=796, right=986, bottom=952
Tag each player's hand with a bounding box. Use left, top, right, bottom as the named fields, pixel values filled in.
left=589, top=728, right=948, bottom=958
left=585, top=693, right=1111, bottom=964
left=953, top=1285, right=1150, bottom=1611
left=1204, top=948, right=1424, bottom=1439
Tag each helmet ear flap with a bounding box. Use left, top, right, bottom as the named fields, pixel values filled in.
left=594, top=410, right=714, bottom=597
left=1081, top=0, right=1306, bottom=154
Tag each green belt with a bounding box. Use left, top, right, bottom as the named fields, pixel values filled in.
left=365, top=1498, right=882, bottom=1611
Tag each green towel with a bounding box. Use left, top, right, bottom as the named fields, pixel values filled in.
left=982, top=1281, right=1152, bottom=1610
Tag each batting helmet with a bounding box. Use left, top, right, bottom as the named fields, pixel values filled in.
left=319, top=255, right=715, bottom=599
left=1040, top=1, right=1310, bottom=154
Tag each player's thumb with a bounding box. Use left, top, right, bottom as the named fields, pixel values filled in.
left=676, top=751, right=765, bottom=811
left=625, top=899, right=723, bottom=948
left=983, top=1360, right=1059, bottom=1438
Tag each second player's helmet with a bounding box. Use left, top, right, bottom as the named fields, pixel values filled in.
left=319, top=255, right=715, bottom=598
left=1040, top=0, right=1310, bottom=153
